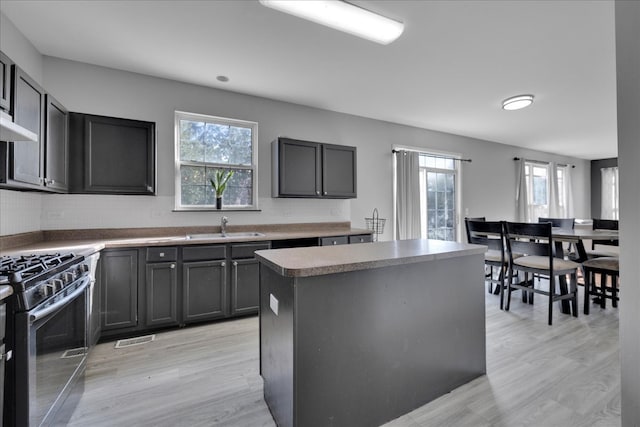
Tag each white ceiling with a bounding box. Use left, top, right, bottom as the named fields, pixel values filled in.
left=1, top=0, right=618, bottom=160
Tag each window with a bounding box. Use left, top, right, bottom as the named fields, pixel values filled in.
left=175, top=111, right=258, bottom=210
left=601, top=167, right=619, bottom=219
left=418, top=154, right=458, bottom=241
left=522, top=161, right=571, bottom=220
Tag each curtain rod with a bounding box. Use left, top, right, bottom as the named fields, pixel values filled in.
left=513, top=157, right=575, bottom=168
left=392, top=149, right=472, bottom=163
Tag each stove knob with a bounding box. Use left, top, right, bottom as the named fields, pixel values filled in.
left=52, top=279, right=64, bottom=291
left=63, top=272, right=75, bottom=283
left=78, top=264, right=90, bottom=274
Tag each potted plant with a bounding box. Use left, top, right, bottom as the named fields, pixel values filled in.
left=210, top=169, right=234, bottom=209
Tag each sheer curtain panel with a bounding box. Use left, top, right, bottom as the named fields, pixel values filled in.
left=516, top=158, right=530, bottom=222
left=395, top=151, right=422, bottom=239
left=601, top=167, right=619, bottom=219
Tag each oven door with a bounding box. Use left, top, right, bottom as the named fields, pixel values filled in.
left=15, top=276, right=89, bottom=427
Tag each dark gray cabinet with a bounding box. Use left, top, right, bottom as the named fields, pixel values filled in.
left=272, top=137, right=357, bottom=198
left=145, top=248, right=178, bottom=327
left=9, top=65, right=45, bottom=187
left=44, top=94, right=68, bottom=192
left=0, top=51, right=11, bottom=111
left=100, top=249, right=139, bottom=331
left=182, top=245, right=228, bottom=323
left=231, top=242, right=270, bottom=315
left=322, top=143, right=357, bottom=197
left=69, top=113, right=156, bottom=195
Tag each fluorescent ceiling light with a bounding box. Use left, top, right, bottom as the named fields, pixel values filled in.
left=502, top=94, right=534, bottom=111
left=259, top=0, right=404, bottom=45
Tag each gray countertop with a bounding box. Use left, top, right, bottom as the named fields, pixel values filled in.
left=0, top=227, right=371, bottom=257
left=255, top=238, right=487, bottom=277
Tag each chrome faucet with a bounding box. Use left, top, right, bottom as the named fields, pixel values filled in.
left=221, top=216, right=229, bottom=236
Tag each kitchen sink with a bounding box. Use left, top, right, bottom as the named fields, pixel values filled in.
left=185, top=232, right=265, bottom=240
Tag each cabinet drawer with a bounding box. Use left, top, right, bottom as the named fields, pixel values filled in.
left=146, top=247, right=177, bottom=262
left=320, top=236, right=349, bottom=246
left=349, top=234, right=372, bottom=244
left=182, top=245, right=226, bottom=261
left=231, top=242, right=271, bottom=259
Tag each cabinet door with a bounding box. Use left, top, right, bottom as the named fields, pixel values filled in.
left=70, top=113, right=156, bottom=194
left=0, top=51, right=12, bottom=111
left=320, top=236, right=349, bottom=246
left=11, top=65, right=45, bottom=186
left=231, top=258, right=260, bottom=315
left=145, top=262, right=179, bottom=327
left=322, top=143, right=357, bottom=198
left=101, top=249, right=139, bottom=331
left=44, top=94, right=68, bottom=192
left=277, top=138, right=321, bottom=197
left=182, top=260, right=227, bottom=323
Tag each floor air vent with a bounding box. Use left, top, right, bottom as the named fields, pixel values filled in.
left=61, top=347, right=87, bottom=358
left=115, top=334, right=156, bottom=349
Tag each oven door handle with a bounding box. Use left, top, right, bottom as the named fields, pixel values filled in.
left=29, top=277, right=90, bottom=322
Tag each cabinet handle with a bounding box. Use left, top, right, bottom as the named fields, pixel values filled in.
left=316, top=190, right=320, bottom=195
left=221, top=262, right=226, bottom=267
left=233, top=261, right=238, bottom=266
left=323, top=191, right=327, bottom=195
left=146, top=185, right=153, bottom=192
left=332, top=240, right=337, bottom=245
left=170, top=264, right=175, bottom=269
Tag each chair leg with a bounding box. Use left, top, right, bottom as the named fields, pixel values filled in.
left=548, top=276, right=554, bottom=326
left=499, top=265, right=505, bottom=310
left=584, top=268, right=591, bottom=315
left=522, top=272, right=528, bottom=303
left=505, top=266, right=513, bottom=311
left=612, top=275, right=619, bottom=308
left=600, top=273, right=607, bottom=309
left=570, top=272, right=578, bottom=318
left=487, top=265, right=493, bottom=293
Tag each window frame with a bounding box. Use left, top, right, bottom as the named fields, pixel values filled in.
left=174, top=111, right=259, bottom=211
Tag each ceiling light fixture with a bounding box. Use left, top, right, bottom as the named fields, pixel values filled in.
left=502, top=94, right=534, bottom=111
left=259, top=0, right=404, bottom=45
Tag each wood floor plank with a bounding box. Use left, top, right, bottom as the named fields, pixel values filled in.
left=64, top=286, right=620, bottom=426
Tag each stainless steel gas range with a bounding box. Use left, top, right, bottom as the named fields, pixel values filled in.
left=0, top=253, right=92, bottom=427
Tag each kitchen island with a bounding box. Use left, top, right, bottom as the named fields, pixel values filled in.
left=255, top=239, right=487, bottom=427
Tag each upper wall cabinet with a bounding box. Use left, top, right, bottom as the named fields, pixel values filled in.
left=271, top=137, right=357, bottom=199
left=44, top=94, right=69, bottom=192
left=69, top=113, right=156, bottom=195
left=0, top=51, right=12, bottom=111
left=10, top=65, right=46, bottom=187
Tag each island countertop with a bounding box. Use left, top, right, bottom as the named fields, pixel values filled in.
left=255, top=238, right=486, bottom=277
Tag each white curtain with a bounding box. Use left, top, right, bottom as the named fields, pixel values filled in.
left=395, top=151, right=422, bottom=239
left=515, top=158, right=530, bottom=222
left=564, top=165, right=575, bottom=217
left=548, top=162, right=560, bottom=217
left=601, top=167, right=619, bottom=219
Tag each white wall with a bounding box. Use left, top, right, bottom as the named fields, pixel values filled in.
left=616, top=1, right=640, bottom=425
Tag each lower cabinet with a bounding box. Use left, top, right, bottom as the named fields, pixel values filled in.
left=183, top=260, right=227, bottom=322
left=100, top=249, right=139, bottom=332
left=146, top=261, right=179, bottom=327
left=231, top=242, right=271, bottom=315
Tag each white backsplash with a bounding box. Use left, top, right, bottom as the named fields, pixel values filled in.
left=39, top=193, right=351, bottom=231
left=0, top=189, right=42, bottom=235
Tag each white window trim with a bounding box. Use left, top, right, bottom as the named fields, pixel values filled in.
left=174, top=110, right=259, bottom=211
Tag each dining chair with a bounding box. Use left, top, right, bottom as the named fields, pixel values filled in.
left=504, top=222, right=580, bottom=325
left=465, top=219, right=512, bottom=309
left=582, top=256, right=620, bottom=314
left=588, top=219, right=619, bottom=258
left=464, top=216, right=486, bottom=244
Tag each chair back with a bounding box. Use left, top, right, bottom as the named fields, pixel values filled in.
left=538, top=217, right=575, bottom=229
left=505, top=222, right=555, bottom=260
left=592, top=219, right=619, bottom=247
left=464, top=217, right=486, bottom=243
left=465, top=220, right=504, bottom=253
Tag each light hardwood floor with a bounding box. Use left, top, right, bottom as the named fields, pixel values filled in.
left=65, top=286, right=620, bottom=427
